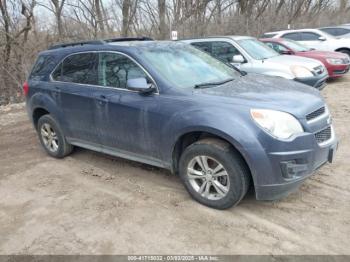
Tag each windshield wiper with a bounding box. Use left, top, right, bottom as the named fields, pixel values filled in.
left=194, top=78, right=234, bottom=89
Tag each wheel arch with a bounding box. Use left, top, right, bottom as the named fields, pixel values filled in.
left=335, top=47, right=350, bottom=54
left=171, top=129, right=256, bottom=190
left=29, top=92, right=64, bottom=131
left=32, top=107, right=50, bottom=129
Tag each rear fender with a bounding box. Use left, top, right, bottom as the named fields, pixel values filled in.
left=29, top=92, right=67, bottom=131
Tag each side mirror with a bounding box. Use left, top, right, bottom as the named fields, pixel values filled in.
left=127, top=77, right=155, bottom=94
left=318, top=36, right=326, bottom=41
left=232, top=55, right=245, bottom=63
left=281, top=50, right=293, bottom=55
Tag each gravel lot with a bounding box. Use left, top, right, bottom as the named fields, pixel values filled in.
left=0, top=76, right=349, bottom=255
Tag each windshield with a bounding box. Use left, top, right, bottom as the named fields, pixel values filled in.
left=319, top=30, right=336, bottom=39
left=238, top=38, right=279, bottom=60
left=281, top=39, right=311, bottom=52
left=140, top=43, right=239, bottom=89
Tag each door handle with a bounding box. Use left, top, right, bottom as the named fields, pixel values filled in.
left=52, top=86, right=61, bottom=97
left=97, top=95, right=108, bottom=105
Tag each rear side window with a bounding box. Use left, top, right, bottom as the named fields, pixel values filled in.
left=30, top=55, right=56, bottom=81
left=283, top=33, right=300, bottom=41
left=52, top=53, right=98, bottom=85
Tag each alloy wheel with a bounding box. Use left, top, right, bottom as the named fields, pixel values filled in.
left=40, top=123, right=59, bottom=152
left=187, top=155, right=230, bottom=200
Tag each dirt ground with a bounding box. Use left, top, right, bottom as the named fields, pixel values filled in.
left=0, top=76, right=349, bottom=255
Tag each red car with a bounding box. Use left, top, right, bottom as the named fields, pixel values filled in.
left=260, top=38, right=350, bottom=79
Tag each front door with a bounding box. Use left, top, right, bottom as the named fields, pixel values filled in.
left=94, top=52, right=161, bottom=162
left=298, top=32, right=328, bottom=51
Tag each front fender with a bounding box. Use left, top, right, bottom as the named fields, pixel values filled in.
left=161, top=106, right=265, bottom=187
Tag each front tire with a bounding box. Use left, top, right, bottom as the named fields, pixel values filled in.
left=37, top=114, right=73, bottom=158
left=179, top=138, right=250, bottom=209
left=338, top=49, right=350, bottom=57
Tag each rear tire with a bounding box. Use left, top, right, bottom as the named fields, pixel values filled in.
left=179, top=138, right=250, bottom=209
left=37, top=115, right=73, bottom=158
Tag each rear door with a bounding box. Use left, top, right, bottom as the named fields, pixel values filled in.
left=51, top=52, right=101, bottom=144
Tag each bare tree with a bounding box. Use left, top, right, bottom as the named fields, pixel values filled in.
left=0, top=0, right=12, bottom=63
left=158, top=0, right=167, bottom=39
left=120, top=0, right=138, bottom=36
left=94, top=0, right=105, bottom=36
left=51, top=0, right=65, bottom=40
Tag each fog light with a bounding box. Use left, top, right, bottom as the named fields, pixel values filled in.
left=280, top=160, right=308, bottom=179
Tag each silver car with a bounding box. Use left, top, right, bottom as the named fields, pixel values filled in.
left=182, top=36, right=329, bottom=89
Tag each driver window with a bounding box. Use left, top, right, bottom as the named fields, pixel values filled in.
left=300, top=32, right=320, bottom=41
left=99, top=52, right=148, bottom=89
left=211, top=41, right=241, bottom=63
left=266, top=42, right=288, bottom=53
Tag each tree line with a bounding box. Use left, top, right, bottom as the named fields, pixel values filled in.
left=0, top=0, right=349, bottom=104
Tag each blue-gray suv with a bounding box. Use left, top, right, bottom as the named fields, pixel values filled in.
left=24, top=38, right=338, bottom=209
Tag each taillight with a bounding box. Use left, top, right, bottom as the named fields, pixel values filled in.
left=23, top=81, right=29, bottom=96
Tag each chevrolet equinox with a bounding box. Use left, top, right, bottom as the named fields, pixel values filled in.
left=24, top=38, right=338, bottom=209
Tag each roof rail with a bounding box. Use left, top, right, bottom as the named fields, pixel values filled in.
left=48, top=40, right=105, bottom=50
left=48, top=36, right=153, bottom=50
left=104, top=36, right=154, bottom=43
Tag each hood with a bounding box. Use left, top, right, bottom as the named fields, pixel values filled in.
left=265, top=55, right=323, bottom=71
left=296, top=50, right=349, bottom=59
left=192, top=74, right=324, bottom=119
left=333, top=37, right=350, bottom=45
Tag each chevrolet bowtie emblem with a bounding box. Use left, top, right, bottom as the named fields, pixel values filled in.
left=327, top=117, right=332, bottom=125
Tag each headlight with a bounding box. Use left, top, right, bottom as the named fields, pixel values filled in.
left=251, top=109, right=304, bottom=139
left=326, top=58, right=343, bottom=65
left=290, top=65, right=314, bottom=78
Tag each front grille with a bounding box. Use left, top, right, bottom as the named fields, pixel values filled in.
left=315, top=126, right=332, bottom=144
left=306, top=107, right=325, bottom=121
left=333, top=68, right=349, bottom=75
left=313, top=66, right=324, bottom=75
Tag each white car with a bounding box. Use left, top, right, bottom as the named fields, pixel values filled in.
left=319, top=26, right=350, bottom=39
left=182, top=36, right=329, bottom=89
left=262, top=29, right=350, bottom=57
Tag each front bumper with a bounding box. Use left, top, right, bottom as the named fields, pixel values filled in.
left=295, top=74, right=328, bottom=90
left=328, top=64, right=350, bottom=78
left=255, top=138, right=338, bottom=200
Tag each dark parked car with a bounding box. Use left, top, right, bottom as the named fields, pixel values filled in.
left=24, top=38, right=338, bottom=209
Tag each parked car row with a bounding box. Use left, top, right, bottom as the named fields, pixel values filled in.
left=262, top=28, right=350, bottom=56
left=24, top=36, right=338, bottom=209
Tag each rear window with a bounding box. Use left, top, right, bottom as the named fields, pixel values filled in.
left=30, top=55, right=57, bottom=81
